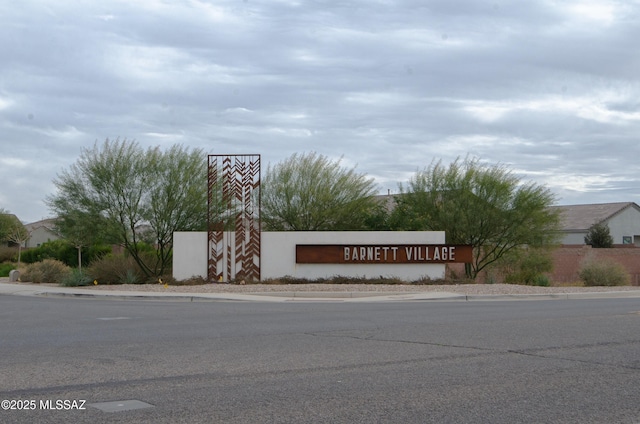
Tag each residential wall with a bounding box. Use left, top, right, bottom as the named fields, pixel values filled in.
left=559, top=231, right=588, bottom=245
left=551, top=245, right=640, bottom=285
left=607, top=207, right=640, bottom=245
left=173, top=231, right=447, bottom=281
left=25, top=226, right=58, bottom=248
left=446, top=245, right=640, bottom=285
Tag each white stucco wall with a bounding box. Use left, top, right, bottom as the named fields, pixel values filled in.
left=25, top=227, right=59, bottom=248
left=607, top=207, right=640, bottom=245
left=173, top=231, right=447, bottom=281
left=560, top=231, right=588, bottom=245
left=173, top=232, right=208, bottom=280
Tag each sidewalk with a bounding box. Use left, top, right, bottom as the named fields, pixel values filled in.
left=0, top=281, right=464, bottom=302
left=2, top=279, right=640, bottom=302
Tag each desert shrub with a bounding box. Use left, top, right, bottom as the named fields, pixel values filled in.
left=20, top=259, right=71, bottom=284
left=502, top=247, right=554, bottom=286
left=579, top=259, right=630, bottom=286
left=119, top=269, right=140, bottom=284
left=259, top=276, right=313, bottom=285
left=87, top=254, right=146, bottom=285
left=258, top=276, right=414, bottom=285
left=130, top=242, right=157, bottom=255
left=532, top=274, right=551, bottom=287
left=328, top=275, right=406, bottom=285
left=134, top=250, right=171, bottom=281
left=0, top=246, right=18, bottom=263
left=60, top=268, right=93, bottom=287
left=172, top=275, right=204, bottom=286
left=83, top=244, right=114, bottom=267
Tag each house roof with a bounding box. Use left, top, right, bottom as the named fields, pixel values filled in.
left=374, top=194, right=396, bottom=213
left=24, top=218, right=57, bottom=232
left=550, top=202, right=640, bottom=231
left=377, top=196, right=640, bottom=233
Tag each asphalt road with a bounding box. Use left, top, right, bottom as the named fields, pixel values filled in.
left=1, top=296, right=639, bottom=423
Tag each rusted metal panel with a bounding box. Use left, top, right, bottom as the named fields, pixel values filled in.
left=208, top=154, right=261, bottom=281
left=296, top=244, right=473, bottom=264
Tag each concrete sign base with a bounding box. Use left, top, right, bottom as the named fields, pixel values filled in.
left=174, top=231, right=448, bottom=282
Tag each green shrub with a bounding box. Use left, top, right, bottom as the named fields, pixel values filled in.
left=0, top=262, right=17, bottom=277
left=60, top=268, right=93, bottom=287
left=584, top=223, right=613, bottom=248
left=134, top=250, right=170, bottom=282
left=532, top=274, right=551, bottom=287
left=579, top=259, right=630, bottom=286
left=21, top=240, right=76, bottom=265
left=85, top=244, right=114, bottom=266
left=87, top=254, right=145, bottom=285
left=119, top=269, right=140, bottom=285
left=503, top=247, right=554, bottom=286
left=21, top=240, right=112, bottom=267
left=20, top=259, right=71, bottom=284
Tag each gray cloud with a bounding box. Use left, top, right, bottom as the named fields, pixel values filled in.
left=1, top=0, right=640, bottom=222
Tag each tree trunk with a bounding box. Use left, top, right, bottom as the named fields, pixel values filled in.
left=464, top=262, right=473, bottom=279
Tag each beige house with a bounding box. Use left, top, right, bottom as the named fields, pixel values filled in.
left=551, top=202, right=640, bottom=246
left=377, top=196, right=640, bottom=247
left=23, top=218, right=60, bottom=248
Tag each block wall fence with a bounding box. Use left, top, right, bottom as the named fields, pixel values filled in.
left=447, top=245, right=640, bottom=285
left=550, top=245, right=640, bottom=285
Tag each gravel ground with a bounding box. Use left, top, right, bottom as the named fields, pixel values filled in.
left=5, top=279, right=640, bottom=295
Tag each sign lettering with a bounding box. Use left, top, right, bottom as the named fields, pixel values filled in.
left=296, top=244, right=472, bottom=264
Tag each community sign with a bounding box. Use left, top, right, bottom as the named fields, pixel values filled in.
left=296, top=244, right=473, bottom=264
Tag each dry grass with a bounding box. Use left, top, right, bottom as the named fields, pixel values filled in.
left=166, top=275, right=206, bottom=286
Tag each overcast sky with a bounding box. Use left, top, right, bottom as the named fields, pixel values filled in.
left=2, top=0, right=640, bottom=223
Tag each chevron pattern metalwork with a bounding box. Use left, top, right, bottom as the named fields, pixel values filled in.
left=208, top=154, right=261, bottom=281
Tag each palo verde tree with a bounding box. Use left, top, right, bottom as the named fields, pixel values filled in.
left=0, top=208, right=12, bottom=240
left=0, top=211, right=29, bottom=264
left=391, top=157, right=560, bottom=279
left=145, top=144, right=210, bottom=272
left=262, top=152, right=379, bottom=230
left=51, top=210, right=114, bottom=270
left=47, top=138, right=209, bottom=278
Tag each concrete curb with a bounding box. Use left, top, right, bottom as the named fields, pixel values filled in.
left=565, top=291, right=640, bottom=300
left=2, top=282, right=640, bottom=303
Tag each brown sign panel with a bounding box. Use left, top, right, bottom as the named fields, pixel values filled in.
left=296, top=244, right=473, bottom=264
